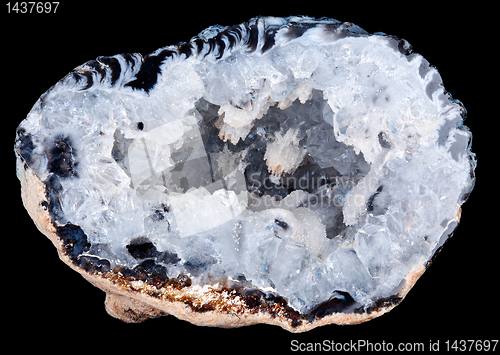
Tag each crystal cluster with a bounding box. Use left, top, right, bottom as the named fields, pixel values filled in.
left=15, top=16, right=475, bottom=327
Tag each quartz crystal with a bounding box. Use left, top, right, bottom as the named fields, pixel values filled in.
left=14, top=16, right=476, bottom=331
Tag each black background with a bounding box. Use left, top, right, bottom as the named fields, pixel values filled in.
left=2, top=2, right=493, bottom=352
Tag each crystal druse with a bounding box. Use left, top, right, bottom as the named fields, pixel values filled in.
left=15, top=16, right=476, bottom=330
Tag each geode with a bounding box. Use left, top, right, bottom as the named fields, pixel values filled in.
left=14, top=16, right=476, bottom=331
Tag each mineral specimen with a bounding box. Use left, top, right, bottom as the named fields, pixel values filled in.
left=14, top=16, right=476, bottom=331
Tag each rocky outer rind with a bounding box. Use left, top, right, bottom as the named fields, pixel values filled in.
left=17, top=154, right=446, bottom=332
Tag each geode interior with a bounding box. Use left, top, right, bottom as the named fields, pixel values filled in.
left=15, top=16, right=475, bottom=328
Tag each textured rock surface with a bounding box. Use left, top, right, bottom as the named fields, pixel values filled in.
left=14, top=16, right=475, bottom=331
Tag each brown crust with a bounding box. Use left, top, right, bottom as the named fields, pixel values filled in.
left=17, top=155, right=432, bottom=332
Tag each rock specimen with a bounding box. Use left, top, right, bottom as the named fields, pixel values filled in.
left=14, top=16, right=476, bottom=331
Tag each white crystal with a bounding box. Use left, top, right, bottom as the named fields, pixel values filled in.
left=264, top=128, right=306, bottom=176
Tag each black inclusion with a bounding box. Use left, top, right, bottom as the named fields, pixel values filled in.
left=214, top=33, right=226, bottom=60
left=56, top=224, right=91, bottom=262
left=78, top=255, right=111, bottom=274
left=134, top=259, right=169, bottom=288
left=79, top=70, right=94, bottom=90
left=44, top=174, right=65, bottom=223
left=274, top=218, right=288, bottom=230
left=225, top=25, right=243, bottom=49
left=178, top=43, right=194, bottom=58
left=261, top=28, right=277, bottom=53
left=126, top=237, right=159, bottom=259
left=285, top=26, right=308, bottom=40
left=48, top=136, right=77, bottom=178
left=246, top=24, right=259, bottom=52
left=378, top=131, right=391, bottom=148
left=355, top=295, right=403, bottom=314
left=15, top=128, right=35, bottom=167
left=97, top=56, right=121, bottom=86
left=367, top=185, right=384, bottom=212
left=125, top=49, right=175, bottom=93
left=307, top=291, right=357, bottom=321
left=85, top=60, right=107, bottom=82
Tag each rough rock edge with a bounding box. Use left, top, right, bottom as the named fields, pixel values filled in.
left=17, top=154, right=452, bottom=332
